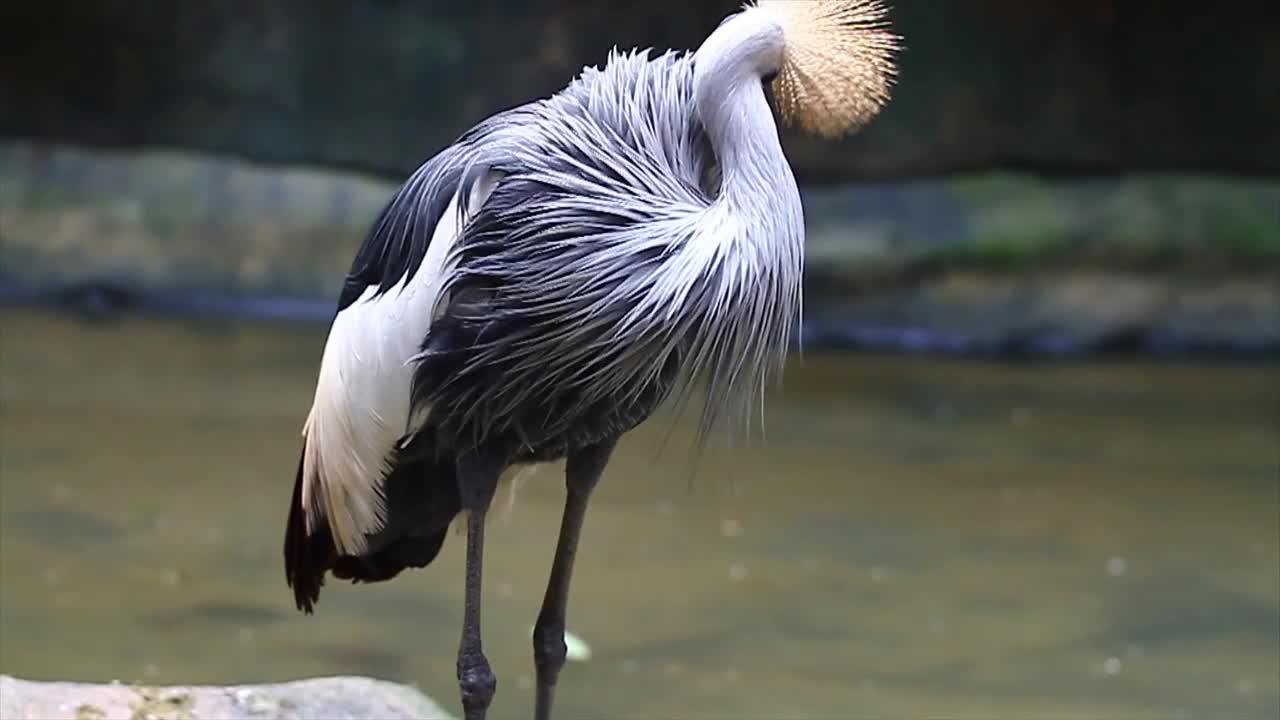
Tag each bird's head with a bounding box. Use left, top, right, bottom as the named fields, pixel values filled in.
left=696, top=0, right=902, bottom=139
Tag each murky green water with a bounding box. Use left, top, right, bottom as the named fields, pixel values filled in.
left=2, top=307, right=1277, bottom=719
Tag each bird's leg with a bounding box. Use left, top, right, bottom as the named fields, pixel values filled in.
left=533, top=438, right=617, bottom=720
left=456, top=451, right=504, bottom=720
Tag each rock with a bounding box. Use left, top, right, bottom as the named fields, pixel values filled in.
left=803, top=270, right=1280, bottom=357
left=0, top=675, right=453, bottom=720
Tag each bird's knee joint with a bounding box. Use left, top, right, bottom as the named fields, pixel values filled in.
left=532, top=621, right=568, bottom=670
left=458, top=656, right=497, bottom=711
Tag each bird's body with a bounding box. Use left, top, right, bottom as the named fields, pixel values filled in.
left=283, top=3, right=898, bottom=718
left=285, top=46, right=798, bottom=596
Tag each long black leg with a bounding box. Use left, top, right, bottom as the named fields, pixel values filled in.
left=456, top=451, right=504, bottom=720
left=533, top=438, right=617, bottom=720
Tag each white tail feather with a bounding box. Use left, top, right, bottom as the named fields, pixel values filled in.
left=300, top=170, right=500, bottom=555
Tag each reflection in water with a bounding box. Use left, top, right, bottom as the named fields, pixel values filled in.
left=1, top=308, right=1277, bottom=719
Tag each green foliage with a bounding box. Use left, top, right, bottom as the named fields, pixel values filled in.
left=1204, top=198, right=1280, bottom=259
left=917, top=228, right=1070, bottom=269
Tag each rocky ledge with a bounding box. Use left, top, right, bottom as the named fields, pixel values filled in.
left=3, top=141, right=1277, bottom=359
left=0, top=675, right=453, bottom=720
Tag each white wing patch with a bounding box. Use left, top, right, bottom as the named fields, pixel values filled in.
left=300, top=169, right=501, bottom=555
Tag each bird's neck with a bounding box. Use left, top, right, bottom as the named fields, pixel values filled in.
left=691, top=78, right=805, bottom=301
left=697, top=79, right=803, bottom=245
left=676, top=73, right=804, bottom=441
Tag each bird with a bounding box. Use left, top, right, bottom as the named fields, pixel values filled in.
left=282, top=1, right=899, bottom=718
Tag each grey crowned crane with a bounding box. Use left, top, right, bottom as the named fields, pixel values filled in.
left=282, top=2, right=899, bottom=718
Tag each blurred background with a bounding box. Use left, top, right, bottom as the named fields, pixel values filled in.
left=1, top=1, right=1277, bottom=718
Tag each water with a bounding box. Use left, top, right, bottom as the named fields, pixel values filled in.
left=2, top=307, right=1277, bottom=719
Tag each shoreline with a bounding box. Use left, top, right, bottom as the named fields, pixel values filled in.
left=5, top=278, right=1276, bottom=361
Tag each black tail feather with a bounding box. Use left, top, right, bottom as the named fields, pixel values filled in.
left=283, top=435, right=462, bottom=614
left=284, top=448, right=332, bottom=613
left=331, top=529, right=451, bottom=584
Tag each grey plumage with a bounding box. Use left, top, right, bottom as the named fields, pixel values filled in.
left=407, top=47, right=802, bottom=457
